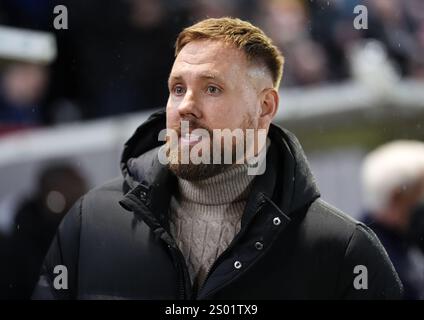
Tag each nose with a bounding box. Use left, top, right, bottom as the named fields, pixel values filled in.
left=177, top=89, right=201, bottom=119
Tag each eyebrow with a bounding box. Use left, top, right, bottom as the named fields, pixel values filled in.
left=168, top=72, right=225, bottom=85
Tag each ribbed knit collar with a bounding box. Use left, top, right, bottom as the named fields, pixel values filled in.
left=176, top=164, right=255, bottom=206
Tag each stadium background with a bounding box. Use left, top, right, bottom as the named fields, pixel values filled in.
left=0, top=0, right=423, bottom=299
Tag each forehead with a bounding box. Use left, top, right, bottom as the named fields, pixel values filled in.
left=170, top=40, right=249, bottom=80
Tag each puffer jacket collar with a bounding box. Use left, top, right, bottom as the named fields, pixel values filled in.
left=119, top=109, right=320, bottom=220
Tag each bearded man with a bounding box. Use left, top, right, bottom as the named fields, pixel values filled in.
left=33, top=17, right=402, bottom=300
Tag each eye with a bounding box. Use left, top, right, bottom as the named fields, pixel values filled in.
left=206, top=85, right=221, bottom=95
left=173, top=85, right=186, bottom=96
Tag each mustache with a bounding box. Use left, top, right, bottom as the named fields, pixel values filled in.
left=170, top=118, right=213, bottom=136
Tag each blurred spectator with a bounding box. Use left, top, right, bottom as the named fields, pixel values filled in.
left=187, top=0, right=259, bottom=23
left=364, top=0, right=417, bottom=76
left=284, top=38, right=329, bottom=86
left=0, top=62, right=49, bottom=135
left=361, top=141, right=424, bottom=300
left=188, top=0, right=240, bottom=21
left=0, top=0, right=52, bottom=31
left=312, top=0, right=364, bottom=81
left=258, top=0, right=310, bottom=47
left=41, top=0, right=190, bottom=123
left=409, top=21, right=424, bottom=79
left=255, top=0, right=331, bottom=86
left=0, top=0, right=190, bottom=124
left=0, top=163, right=87, bottom=299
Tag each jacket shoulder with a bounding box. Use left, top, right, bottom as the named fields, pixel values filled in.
left=80, top=177, right=126, bottom=214
left=303, top=199, right=403, bottom=299
left=303, top=198, right=360, bottom=243
left=89, top=176, right=125, bottom=195
left=79, top=176, right=134, bottom=232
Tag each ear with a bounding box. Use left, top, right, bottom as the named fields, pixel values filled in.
left=258, top=88, right=279, bottom=129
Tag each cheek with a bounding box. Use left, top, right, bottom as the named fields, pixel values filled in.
left=166, top=96, right=175, bottom=112
left=230, top=96, right=259, bottom=127
left=205, top=98, right=240, bottom=128
left=166, top=100, right=180, bottom=128
left=211, top=96, right=256, bottom=130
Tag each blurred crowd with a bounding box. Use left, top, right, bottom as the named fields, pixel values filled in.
left=0, top=163, right=88, bottom=299
left=0, top=0, right=424, bottom=300
left=0, top=0, right=423, bottom=132
left=361, top=141, right=424, bottom=300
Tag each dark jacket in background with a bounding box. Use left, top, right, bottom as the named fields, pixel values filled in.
left=33, top=110, right=403, bottom=299
left=363, top=214, right=424, bottom=300
left=1, top=198, right=64, bottom=299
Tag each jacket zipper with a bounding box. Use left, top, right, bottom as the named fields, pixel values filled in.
left=196, top=194, right=268, bottom=298
left=166, top=242, right=188, bottom=299
left=154, top=223, right=193, bottom=300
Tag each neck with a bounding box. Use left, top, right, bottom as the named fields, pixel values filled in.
left=176, top=164, right=255, bottom=206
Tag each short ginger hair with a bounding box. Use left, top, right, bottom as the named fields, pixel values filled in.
left=175, top=17, right=285, bottom=89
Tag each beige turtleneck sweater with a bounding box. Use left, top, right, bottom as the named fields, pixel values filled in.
left=168, top=164, right=255, bottom=291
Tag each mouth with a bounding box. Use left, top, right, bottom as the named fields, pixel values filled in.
left=179, top=132, right=203, bottom=146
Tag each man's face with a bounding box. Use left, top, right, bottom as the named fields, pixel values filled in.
left=165, top=40, right=271, bottom=180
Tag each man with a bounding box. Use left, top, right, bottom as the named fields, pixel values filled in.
left=1, top=164, right=87, bottom=299
left=361, top=141, right=424, bottom=299
left=33, top=17, right=402, bottom=299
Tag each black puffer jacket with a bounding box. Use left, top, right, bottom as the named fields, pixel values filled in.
left=33, top=110, right=403, bottom=300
